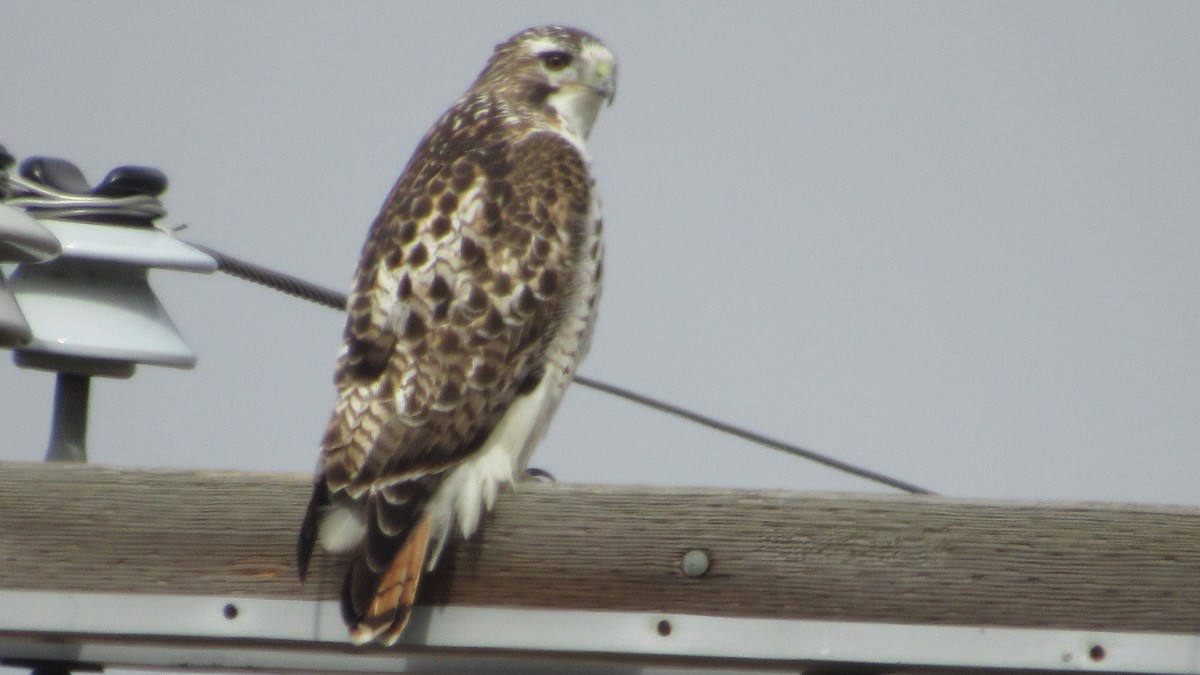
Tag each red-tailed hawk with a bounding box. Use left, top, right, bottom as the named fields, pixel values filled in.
left=297, top=26, right=616, bottom=646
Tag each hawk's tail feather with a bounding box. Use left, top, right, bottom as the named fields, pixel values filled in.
left=347, top=514, right=433, bottom=646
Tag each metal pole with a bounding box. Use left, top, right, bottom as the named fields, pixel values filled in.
left=45, top=372, right=89, bottom=462
left=38, top=372, right=93, bottom=675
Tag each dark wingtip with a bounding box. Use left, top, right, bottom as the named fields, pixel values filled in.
left=297, top=480, right=329, bottom=582
left=341, top=555, right=369, bottom=627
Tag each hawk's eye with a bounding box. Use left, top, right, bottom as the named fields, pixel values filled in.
left=541, top=51, right=573, bottom=71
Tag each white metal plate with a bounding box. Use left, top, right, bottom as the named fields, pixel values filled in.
left=1, top=590, right=1197, bottom=673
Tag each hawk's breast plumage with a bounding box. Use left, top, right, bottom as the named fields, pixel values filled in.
left=296, top=26, right=616, bottom=646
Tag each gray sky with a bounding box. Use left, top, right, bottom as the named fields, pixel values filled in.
left=3, top=1, right=1199, bottom=670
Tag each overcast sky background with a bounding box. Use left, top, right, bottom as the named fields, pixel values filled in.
left=3, top=2, right=1199, bottom=670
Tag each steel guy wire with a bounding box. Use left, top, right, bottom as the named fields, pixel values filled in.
left=189, top=240, right=936, bottom=495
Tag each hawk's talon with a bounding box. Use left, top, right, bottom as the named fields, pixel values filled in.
left=523, top=467, right=556, bottom=483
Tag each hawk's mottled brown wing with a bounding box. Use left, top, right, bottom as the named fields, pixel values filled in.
left=320, top=109, right=590, bottom=496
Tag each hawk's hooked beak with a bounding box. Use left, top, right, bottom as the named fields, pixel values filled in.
left=593, top=80, right=616, bottom=106
left=591, top=61, right=617, bottom=106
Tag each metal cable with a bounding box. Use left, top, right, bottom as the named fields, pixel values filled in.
left=572, top=375, right=935, bottom=495
left=191, top=241, right=935, bottom=495
left=5, top=174, right=166, bottom=221
left=189, top=243, right=348, bottom=311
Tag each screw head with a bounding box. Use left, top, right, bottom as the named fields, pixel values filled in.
left=681, top=549, right=709, bottom=578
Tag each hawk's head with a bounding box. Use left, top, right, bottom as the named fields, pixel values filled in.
left=477, top=25, right=617, bottom=139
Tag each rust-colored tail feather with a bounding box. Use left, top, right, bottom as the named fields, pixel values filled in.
left=348, top=514, right=432, bottom=646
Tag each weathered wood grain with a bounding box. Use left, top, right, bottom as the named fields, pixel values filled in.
left=1, top=461, right=1197, bottom=633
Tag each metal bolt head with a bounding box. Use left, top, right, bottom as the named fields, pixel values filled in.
left=681, top=549, right=709, bottom=578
